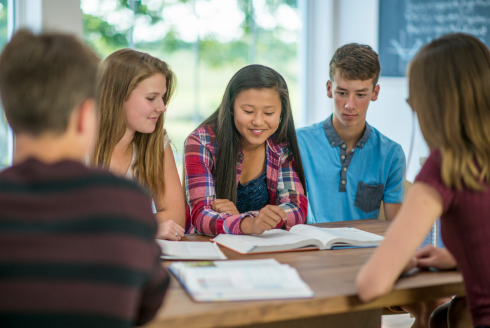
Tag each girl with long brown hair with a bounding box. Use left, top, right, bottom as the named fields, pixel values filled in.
left=184, top=64, right=307, bottom=235
left=356, top=33, right=490, bottom=327
left=93, top=49, right=185, bottom=240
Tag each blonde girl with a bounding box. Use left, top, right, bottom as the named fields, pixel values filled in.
left=93, top=49, right=185, bottom=240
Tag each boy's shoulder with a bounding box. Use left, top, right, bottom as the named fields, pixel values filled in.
left=296, top=121, right=325, bottom=136
left=368, top=125, right=404, bottom=156
left=0, top=158, right=146, bottom=196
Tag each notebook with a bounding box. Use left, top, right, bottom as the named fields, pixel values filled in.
left=212, top=225, right=383, bottom=254
left=156, top=240, right=227, bottom=260
left=169, top=259, right=314, bottom=302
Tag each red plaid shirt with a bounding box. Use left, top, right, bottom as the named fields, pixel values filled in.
left=184, top=125, right=307, bottom=235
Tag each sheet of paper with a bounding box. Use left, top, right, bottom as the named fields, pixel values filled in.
left=157, top=240, right=227, bottom=260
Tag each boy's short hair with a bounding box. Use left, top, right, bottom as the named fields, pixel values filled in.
left=329, top=43, right=381, bottom=87
left=0, top=29, right=100, bottom=136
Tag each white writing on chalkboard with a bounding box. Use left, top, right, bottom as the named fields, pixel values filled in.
left=405, top=1, right=490, bottom=38
left=379, top=0, right=490, bottom=76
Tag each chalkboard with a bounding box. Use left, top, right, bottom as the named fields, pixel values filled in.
left=379, top=0, right=490, bottom=77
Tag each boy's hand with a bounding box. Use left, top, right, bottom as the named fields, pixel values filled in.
left=415, top=245, right=457, bottom=270
left=212, top=199, right=239, bottom=215
left=240, top=205, right=286, bottom=235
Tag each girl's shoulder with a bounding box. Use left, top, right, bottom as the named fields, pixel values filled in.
left=186, top=125, right=217, bottom=148
left=267, top=134, right=291, bottom=155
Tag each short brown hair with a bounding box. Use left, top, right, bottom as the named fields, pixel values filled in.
left=329, top=43, right=381, bottom=86
left=0, top=29, right=100, bottom=136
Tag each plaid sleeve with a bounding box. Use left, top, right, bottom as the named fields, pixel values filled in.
left=276, top=146, right=307, bottom=228
left=184, top=133, right=256, bottom=235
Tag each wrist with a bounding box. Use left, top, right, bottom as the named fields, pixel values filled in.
left=239, top=216, right=255, bottom=234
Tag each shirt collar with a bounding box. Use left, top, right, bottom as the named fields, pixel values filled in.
left=323, top=114, right=371, bottom=149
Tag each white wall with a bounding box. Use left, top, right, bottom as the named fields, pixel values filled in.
left=301, top=0, right=429, bottom=181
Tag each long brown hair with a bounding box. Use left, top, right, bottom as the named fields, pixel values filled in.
left=408, top=33, right=490, bottom=190
left=197, top=64, right=306, bottom=203
left=93, top=49, right=176, bottom=198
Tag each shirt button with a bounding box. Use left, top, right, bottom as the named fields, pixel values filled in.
left=236, top=162, right=240, bottom=165
left=331, top=142, right=334, bottom=146
left=343, top=167, right=347, bottom=171
left=341, top=180, right=346, bottom=184
left=341, top=155, right=345, bottom=159
left=342, top=144, right=346, bottom=148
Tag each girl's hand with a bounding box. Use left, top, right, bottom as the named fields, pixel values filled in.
left=212, top=199, right=239, bottom=215
left=157, top=220, right=185, bottom=241
left=415, top=245, right=457, bottom=270
left=403, top=256, right=418, bottom=273
left=240, top=205, right=286, bottom=235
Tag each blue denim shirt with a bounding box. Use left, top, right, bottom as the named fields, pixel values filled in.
left=296, top=115, right=406, bottom=223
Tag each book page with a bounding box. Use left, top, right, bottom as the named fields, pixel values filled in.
left=156, top=240, right=227, bottom=260
left=289, top=225, right=383, bottom=248
left=212, top=229, right=316, bottom=253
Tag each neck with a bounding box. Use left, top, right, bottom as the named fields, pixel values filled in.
left=241, top=139, right=266, bottom=156
left=332, top=114, right=365, bottom=151
left=14, top=133, right=85, bottom=165
left=114, top=128, right=135, bottom=155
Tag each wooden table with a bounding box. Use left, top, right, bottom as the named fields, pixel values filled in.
left=143, top=219, right=464, bottom=328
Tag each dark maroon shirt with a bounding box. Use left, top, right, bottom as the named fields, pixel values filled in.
left=416, top=150, right=490, bottom=327
left=0, top=159, right=169, bottom=328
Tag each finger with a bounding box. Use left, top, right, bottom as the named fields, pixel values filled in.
left=221, top=205, right=238, bottom=213
left=415, top=245, right=434, bottom=258
left=161, top=232, right=179, bottom=241
left=417, top=257, right=435, bottom=268
left=257, top=215, right=278, bottom=230
left=261, top=207, right=283, bottom=224
left=257, top=220, right=275, bottom=232
left=267, top=205, right=287, bottom=220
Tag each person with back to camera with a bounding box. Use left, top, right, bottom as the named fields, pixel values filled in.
left=357, top=33, right=489, bottom=328
left=93, top=49, right=185, bottom=241
left=184, top=64, right=307, bottom=235
left=0, top=29, right=169, bottom=328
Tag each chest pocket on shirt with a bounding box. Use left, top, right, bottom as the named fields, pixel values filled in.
left=354, top=181, right=384, bottom=213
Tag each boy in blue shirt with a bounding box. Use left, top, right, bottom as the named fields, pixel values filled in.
left=297, top=43, right=406, bottom=223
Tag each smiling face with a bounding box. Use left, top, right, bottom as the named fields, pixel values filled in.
left=327, top=72, right=379, bottom=134
left=123, top=73, right=167, bottom=134
left=233, top=88, right=282, bottom=150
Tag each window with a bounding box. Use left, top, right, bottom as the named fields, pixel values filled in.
left=0, top=0, right=12, bottom=169
left=81, top=0, right=301, bottom=171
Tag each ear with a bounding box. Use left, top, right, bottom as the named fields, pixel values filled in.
left=326, top=80, right=333, bottom=98
left=371, top=84, right=380, bottom=102
left=76, top=98, right=97, bottom=135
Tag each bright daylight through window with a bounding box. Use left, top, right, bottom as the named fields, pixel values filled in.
left=81, top=0, right=302, bottom=169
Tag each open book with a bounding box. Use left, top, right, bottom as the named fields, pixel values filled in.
left=212, top=225, right=384, bottom=254
left=156, top=240, right=227, bottom=260
left=169, top=259, right=314, bottom=302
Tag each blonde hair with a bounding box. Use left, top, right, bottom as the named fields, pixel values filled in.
left=93, top=49, right=176, bottom=198
left=409, top=33, right=490, bottom=191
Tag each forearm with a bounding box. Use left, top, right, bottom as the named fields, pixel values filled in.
left=191, top=201, right=251, bottom=235
left=155, top=208, right=185, bottom=228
